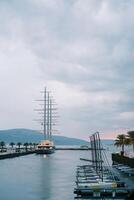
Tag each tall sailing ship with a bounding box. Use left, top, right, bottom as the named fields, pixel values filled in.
left=35, top=88, right=57, bottom=154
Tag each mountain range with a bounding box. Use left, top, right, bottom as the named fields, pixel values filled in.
left=0, top=129, right=89, bottom=145
left=0, top=129, right=114, bottom=145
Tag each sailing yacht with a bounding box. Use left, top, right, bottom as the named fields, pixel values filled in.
left=35, top=88, right=56, bottom=154
left=36, top=140, right=55, bottom=154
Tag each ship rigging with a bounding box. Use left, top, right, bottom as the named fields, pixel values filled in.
left=35, top=87, right=58, bottom=154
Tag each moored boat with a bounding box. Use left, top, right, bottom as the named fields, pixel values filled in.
left=74, top=132, right=134, bottom=199
left=36, top=140, right=55, bottom=154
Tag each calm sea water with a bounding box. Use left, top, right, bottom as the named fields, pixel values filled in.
left=0, top=147, right=113, bottom=200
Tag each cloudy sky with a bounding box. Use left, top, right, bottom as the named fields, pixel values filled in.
left=0, top=0, right=134, bottom=140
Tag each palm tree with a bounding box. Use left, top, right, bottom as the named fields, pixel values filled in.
left=17, top=142, right=22, bottom=152
left=23, top=143, right=29, bottom=152
left=33, top=143, right=37, bottom=150
left=127, top=131, right=134, bottom=152
left=0, top=141, right=6, bottom=152
left=29, top=142, right=33, bottom=150
left=114, top=134, right=128, bottom=155
left=9, top=142, right=15, bottom=149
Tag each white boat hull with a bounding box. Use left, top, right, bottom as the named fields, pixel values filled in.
left=35, top=147, right=55, bottom=154
left=36, top=140, right=55, bottom=154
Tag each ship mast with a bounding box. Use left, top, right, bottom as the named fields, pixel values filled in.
left=43, top=87, right=47, bottom=140
left=34, top=87, right=59, bottom=140
left=49, top=98, right=52, bottom=141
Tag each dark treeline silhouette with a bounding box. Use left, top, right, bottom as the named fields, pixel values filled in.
left=114, top=130, right=134, bottom=155
left=0, top=142, right=38, bottom=153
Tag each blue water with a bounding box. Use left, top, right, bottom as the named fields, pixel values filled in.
left=0, top=150, right=96, bottom=200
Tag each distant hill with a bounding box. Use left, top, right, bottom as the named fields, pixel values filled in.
left=101, top=140, right=114, bottom=145
left=0, top=129, right=89, bottom=145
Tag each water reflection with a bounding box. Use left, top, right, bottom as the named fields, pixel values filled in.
left=0, top=149, right=113, bottom=200
left=39, top=155, right=53, bottom=200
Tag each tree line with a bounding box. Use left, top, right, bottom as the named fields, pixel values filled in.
left=0, top=142, right=38, bottom=152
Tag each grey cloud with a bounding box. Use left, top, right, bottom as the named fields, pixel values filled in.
left=0, top=0, right=134, bottom=139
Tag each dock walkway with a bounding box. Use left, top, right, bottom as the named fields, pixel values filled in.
left=0, top=151, right=35, bottom=159
left=111, top=166, right=134, bottom=189
left=55, top=147, right=91, bottom=150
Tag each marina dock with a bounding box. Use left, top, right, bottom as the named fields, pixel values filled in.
left=0, top=150, right=35, bottom=159
left=0, top=147, right=90, bottom=160
left=74, top=132, right=134, bottom=199
left=112, top=153, right=134, bottom=168
left=55, top=147, right=91, bottom=150
left=74, top=165, right=134, bottom=199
